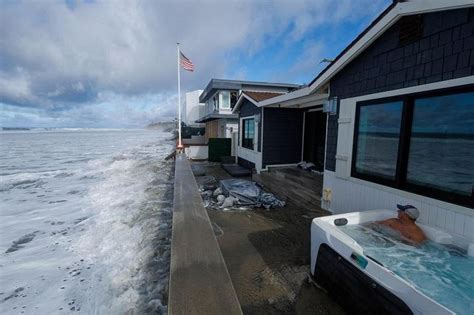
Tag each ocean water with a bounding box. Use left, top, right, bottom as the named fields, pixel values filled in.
left=0, top=129, right=174, bottom=314
left=339, top=224, right=474, bottom=315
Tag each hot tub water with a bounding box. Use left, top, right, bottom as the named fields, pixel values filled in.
left=339, top=224, right=474, bottom=315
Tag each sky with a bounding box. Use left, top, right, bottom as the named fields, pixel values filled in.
left=0, top=0, right=390, bottom=128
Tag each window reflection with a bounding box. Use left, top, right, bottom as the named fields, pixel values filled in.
left=355, top=101, right=403, bottom=179
left=407, top=92, right=474, bottom=196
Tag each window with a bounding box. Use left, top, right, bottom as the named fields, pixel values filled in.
left=220, top=91, right=230, bottom=109
left=355, top=101, right=403, bottom=180
left=352, top=87, right=474, bottom=207
left=407, top=93, right=474, bottom=198
left=242, top=118, right=255, bottom=150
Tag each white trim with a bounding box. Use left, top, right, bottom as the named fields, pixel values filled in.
left=261, top=163, right=299, bottom=172
left=258, top=87, right=311, bottom=107
left=307, top=107, right=323, bottom=113
left=309, top=0, right=474, bottom=94
left=239, top=115, right=258, bottom=152
left=323, top=112, right=329, bottom=171
left=301, top=111, right=306, bottom=161
left=333, top=77, right=474, bottom=217
left=348, top=175, right=473, bottom=217
left=238, top=115, right=263, bottom=172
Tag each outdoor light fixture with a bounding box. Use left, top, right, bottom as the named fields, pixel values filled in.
left=323, top=97, right=338, bottom=115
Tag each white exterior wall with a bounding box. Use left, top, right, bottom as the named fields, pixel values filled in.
left=216, top=119, right=238, bottom=138
left=185, top=145, right=208, bottom=160
left=321, top=77, right=474, bottom=241
left=237, top=114, right=262, bottom=172
left=185, top=90, right=205, bottom=126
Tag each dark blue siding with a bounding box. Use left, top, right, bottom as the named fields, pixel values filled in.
left=262, top=108, right=303, bottom=167
left=325, top=8, right=474, bottom=171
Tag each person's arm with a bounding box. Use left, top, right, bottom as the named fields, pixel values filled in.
left=377, top=218, right=397, bottom=228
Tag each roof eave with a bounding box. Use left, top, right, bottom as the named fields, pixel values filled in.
left=308, top=0, right=474, bottom=93
left=258, top=87, right=311, bottom=107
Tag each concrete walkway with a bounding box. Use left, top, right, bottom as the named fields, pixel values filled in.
left=168, top=154, right=242, bottom=315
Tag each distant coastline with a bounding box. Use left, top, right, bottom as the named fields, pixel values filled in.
left=1, top=127, right=31, bottom=131
left=146, top=121, right=176, bottom=132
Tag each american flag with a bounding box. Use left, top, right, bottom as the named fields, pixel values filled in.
left=179, top=51, right=194, bottom=71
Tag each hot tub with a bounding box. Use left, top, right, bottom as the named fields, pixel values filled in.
left=310, top=209, right=474, bottom=315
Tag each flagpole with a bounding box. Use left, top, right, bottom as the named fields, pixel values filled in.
left=177, top=42, right=182, bottom=148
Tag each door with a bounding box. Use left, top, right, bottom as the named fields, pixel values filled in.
left=303, top=110, right=327, bottom=171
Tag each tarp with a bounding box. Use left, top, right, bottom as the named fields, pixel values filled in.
left=219, top=179, right=285, bottom=209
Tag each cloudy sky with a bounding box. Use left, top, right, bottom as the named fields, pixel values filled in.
left=0, top=0, right=389, bottom=128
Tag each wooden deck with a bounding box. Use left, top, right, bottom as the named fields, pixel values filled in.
left=253, top=167, right=323, bottom=212
left=168, top=154, right=242, bottom=314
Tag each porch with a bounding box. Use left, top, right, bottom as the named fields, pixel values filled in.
left=253, top=166, right=325, bottom=214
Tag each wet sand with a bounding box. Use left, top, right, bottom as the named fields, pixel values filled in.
left=193, top=162, right=345, bottom=314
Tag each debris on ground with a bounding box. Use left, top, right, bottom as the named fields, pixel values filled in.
left=196, top=176, right=218, bottom=191
left=199, top=178, right=285, bottom=210
left=297, top=161, right=316, bottom=171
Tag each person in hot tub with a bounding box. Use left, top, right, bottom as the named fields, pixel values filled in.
left=377, top=205, right=427, bottom=244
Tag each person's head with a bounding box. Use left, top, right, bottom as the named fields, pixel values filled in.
left=397, top=204, right=419, bottom=222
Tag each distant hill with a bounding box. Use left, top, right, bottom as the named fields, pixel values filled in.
left=146, top=121, right=176, bottom=132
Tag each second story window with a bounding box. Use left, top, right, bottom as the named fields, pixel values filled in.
left=220, top=91, right=230, bottom=109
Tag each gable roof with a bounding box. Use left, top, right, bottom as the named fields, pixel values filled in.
left=232, top=91, right=285, bottom=113
left=243, top=91, right=284, bottom=102
left=308, top=0, right=474, bottom=94
left=232, top=91, right=283, bottom=113
left=199, top=78, right=300, bottom=103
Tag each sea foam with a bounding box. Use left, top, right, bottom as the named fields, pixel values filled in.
left=0, top=129, right=174, bottom=314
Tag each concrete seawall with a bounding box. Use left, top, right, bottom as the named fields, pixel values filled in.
left=168, top=154, right=242, bottom=314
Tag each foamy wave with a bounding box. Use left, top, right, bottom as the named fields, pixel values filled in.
left=72, top=147, right=173, bottom=313
left=0, top=130, right=174, bottom=314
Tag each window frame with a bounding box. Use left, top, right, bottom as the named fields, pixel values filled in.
left=241, top=117, right=255, bottom=150
left=351, top=84, right=474, bottom=208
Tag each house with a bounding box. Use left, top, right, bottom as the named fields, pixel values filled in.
left=235, top=0, right=474, bottom=240
left=195, top=79, right=300, bottom=159
left=233, top=87, right=328, bottom=172
left=184, top=90, right=205, bottom=127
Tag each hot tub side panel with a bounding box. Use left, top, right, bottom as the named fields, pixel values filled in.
left=314, top=244, right=413, bottom=315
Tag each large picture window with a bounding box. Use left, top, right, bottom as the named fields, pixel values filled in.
left=352, top=87, right=474, bottom=208
left=355, top=101, right=403, bottom=180
left=242, top=118, right=255, bottom=150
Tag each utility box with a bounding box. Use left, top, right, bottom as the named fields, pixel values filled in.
left=208, top=138, right=231, bottom=162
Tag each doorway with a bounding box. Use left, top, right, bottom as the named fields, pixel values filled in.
left=303, top=110, right=327, bottom=171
